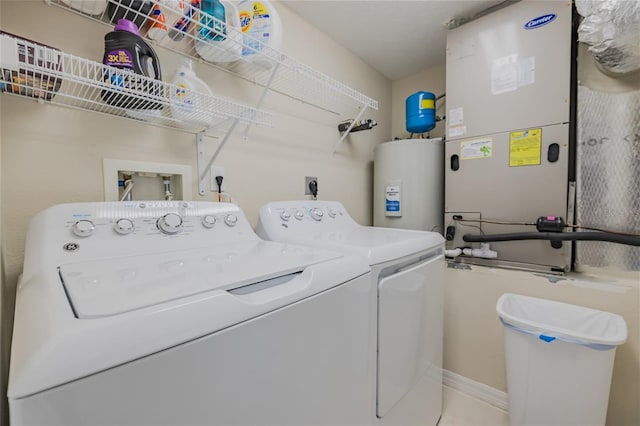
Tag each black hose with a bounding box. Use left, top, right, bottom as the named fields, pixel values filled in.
left=463, top=232, right=640, bottom=247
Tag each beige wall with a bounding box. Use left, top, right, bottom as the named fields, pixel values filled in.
left=1, top=97, right=6, bottom=426
left=0, top=1, right=391, bottom=421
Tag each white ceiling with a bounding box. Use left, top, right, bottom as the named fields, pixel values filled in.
left=281, top=0, right=506, bottom=81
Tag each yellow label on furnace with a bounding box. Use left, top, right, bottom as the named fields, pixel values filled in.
left=509, top=128, right=541, bottom=167
left=420, top=99, right=435, bottom=109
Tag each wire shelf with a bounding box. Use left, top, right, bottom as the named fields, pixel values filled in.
left=46, top=0, right=379, bottom=114
left=0, top=31, right=272, bottom=135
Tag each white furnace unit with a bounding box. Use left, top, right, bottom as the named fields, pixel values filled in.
left=445, top=1, right=574, bottom=272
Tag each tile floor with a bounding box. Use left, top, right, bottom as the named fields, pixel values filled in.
left=439, top=385, right=509, bottom=426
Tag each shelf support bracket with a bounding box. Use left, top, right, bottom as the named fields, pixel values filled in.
left=332, top=105, right=368, bottom=154
left=197, top=133, right=207, bottom=196
left=242, top=62, right=281, bottom=142
left=196, top=118, right=241, bottom=196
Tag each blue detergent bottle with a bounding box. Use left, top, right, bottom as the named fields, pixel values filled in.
left=199, top=0, right=227, bottom=41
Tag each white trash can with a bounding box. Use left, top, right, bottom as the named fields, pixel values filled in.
left=496, top=293, right=627, bottom=426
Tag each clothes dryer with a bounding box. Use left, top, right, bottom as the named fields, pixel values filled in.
left=257, top=200, right=445, bottom=426
left=8, top=201, right=376, bottom=425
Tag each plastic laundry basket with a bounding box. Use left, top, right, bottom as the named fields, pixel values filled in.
left=496, top=293, right=627, bottom=426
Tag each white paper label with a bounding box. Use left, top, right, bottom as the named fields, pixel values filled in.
left=448, top=107, right=464, bottom=125
left=491, top=54, right=519, bottom=95
left=460, top=138, right=493, bottom=159
left=517, top=56, right=536, bottom=87
left=492, top=54, right=536, bottom=95
left=385, top=183, right=401, bottom=216
left=448, top=125, right=466, bottom=138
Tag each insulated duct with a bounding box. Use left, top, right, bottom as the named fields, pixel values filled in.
left=576, top=86, right=640, bottom=271
left=576, top=0, right=640, bottom=75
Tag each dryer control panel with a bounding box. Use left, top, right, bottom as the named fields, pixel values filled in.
left=257, top=200, right=358, bottom=233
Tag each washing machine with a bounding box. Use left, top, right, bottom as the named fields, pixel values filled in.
left=256, top=200, right=445, bottom=426
left=8, top=201, right=376, bottom=425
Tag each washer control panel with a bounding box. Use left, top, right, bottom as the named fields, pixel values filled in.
left=34, top=202, right=257, bottom=261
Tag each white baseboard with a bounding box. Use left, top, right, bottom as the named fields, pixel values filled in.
left=443, top=370, right=509, bottom=412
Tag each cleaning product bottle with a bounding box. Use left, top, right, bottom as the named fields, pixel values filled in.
left=237, top=0, right=282, bottom=70
left=168, top=0, right=199, bottom=41
left=102, top=19, right=163, bottom=112
left=146, top=3, right=168, bottom=41
left=170, top=59, right=215, bottom=129
left=199, top=0, right=226, bottom=42
left=195, top=0, right=242, bottom=63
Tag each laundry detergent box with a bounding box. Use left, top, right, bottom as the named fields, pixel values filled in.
left=0, top=31, right=63, bottom=100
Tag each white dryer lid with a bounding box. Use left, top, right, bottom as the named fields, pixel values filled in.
left=60, top=241, right=339, bottom=318
left=256, top=201, right=444, bottom=265
left=288, top=227, right=444, bottom=266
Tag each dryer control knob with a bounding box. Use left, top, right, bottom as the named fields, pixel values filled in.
left=157, top=213, right=183, bottom=235
left=280, top=211, right=292, bottom=221
left=72, top=220, right=95, bottom=237
left=328, top=209, right=338, bottom=218
left=114, top=218, right=135, bottom=235
left=310, top=208, right=324, bottom=221
left=224, top=214, right=238, bottom=227
left=202, top=215, right=217, bottom=229
left=294, top=209, right=305, bottom=220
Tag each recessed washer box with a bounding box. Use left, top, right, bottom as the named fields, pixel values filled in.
left=103, top=159, right=192, bottom=201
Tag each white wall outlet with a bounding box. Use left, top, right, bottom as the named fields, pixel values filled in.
left=210, top=165, right=225, bottom=192
left=103, top=159, right=193, bottom=201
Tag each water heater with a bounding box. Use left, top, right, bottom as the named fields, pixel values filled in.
left=373, top=138, right=444, bottom=233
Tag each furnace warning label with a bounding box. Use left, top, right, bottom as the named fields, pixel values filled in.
left=509, top=128, right=541, bottom=166
left=460, top=138, right=493, bottom=159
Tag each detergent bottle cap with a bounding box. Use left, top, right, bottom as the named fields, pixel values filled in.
left=114, top=19, right=142, bottom=36
left=176, top=58, right=196, bottom=77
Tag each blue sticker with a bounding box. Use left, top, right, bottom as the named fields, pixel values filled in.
left=539, top=334, right=556, bottom=343
left=386, top=200, right=400, bottom=212
left=524, top=14, right=557, bottom=30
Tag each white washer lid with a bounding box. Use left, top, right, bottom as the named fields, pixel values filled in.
left=61, top=240, right=340, bottom=318
left=9, top=241, right=371, bottom=399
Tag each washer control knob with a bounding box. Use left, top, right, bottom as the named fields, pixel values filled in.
left=328, top=209, right=338, bottom=218
left=310, top=208, right=324, bottom=221
left=114, top=218, right=135, bottom=235
left=280, top=210, right=292, bottom=221
left=202, top=215, right=217, bottom=229
left=72, top=220, right=95, bottom=237
left=294, top=209, right=305, bottom=220
left=224, top=214, right=238, bottom=227
left=157, top=213, right=183, bottom=235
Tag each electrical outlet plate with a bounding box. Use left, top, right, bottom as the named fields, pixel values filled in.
left=305, top=176, right=317, bottom=195
left=210, top=165, right=225, bottom=192
left=103, top=159, right=192, bottom=201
